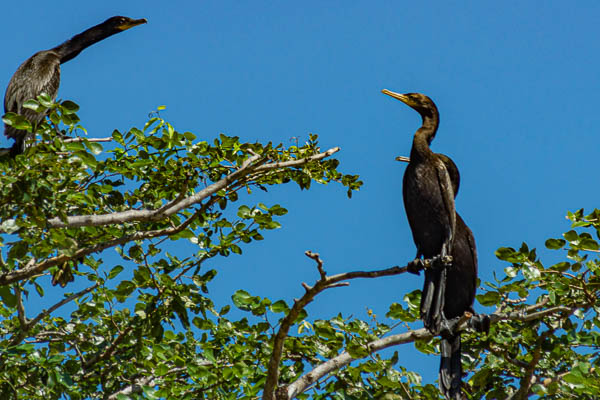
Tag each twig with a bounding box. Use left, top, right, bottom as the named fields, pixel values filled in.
left=62, top=137, right=113, bottom=143
left=15, top=286, right=28, bottom=327
left=9, top=283, right=99, bottom=346
left=84, top=326, right=133, bottom=369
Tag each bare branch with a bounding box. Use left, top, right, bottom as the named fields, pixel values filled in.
left=29, top=284, right=99, bottom=329
left=15, top=286, right=27, bottom=327
left=62, top=137, right=113, bottom=143
left=253, top=147, right=339, bottom=172
left=305, top=251, right=326, bottom=279
left=45, top=147, right=339, bottom=230
left=45, top=153, right=263, bottom=229
left=285, top=328, right=433, bottom=399
left=263, top=252, right=408, bottom=400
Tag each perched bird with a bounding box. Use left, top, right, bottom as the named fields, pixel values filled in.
left=382, top=90, right=457, bottom=331
left=383, top=89, right=483, bottom=400
left=3, top=16, right=147, bottom=156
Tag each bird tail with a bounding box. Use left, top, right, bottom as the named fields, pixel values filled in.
left=439, top=332, right=463, bottom=400
left=420, top=267, right=446, bottom=332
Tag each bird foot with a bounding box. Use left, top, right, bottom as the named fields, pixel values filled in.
left=407, top=259, right=425, bottom=275
left=429, top=254, right=453, bottom=270
left=408, top=255, right=453, bottom=275
left=437, top=312, right=473, bottom=338
left=468, top=313, right=491, bottom=333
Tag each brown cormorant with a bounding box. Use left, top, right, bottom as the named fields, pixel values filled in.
left=3, top=16, right=147, bottom=156
left=383, top=89, right=482, bottom=400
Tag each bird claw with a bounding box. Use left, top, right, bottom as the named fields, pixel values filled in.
left=428, top=255, right=453, bottom=271
left=407, top=259, right=424, bottom=275
left=408, top=255, right=453, bottom=274
left=468, top=313, right=491, bottom=333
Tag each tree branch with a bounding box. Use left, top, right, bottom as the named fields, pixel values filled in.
left=44, top=147, right=339, bottom=230
left=62, top=137, right=113, bottom=143
left=0, top=207, right=203, bottom=286
left=84, top=326, right=133, bottom=370
left=283, top=300, right=578, bottom=399
left=9, top=283, right=99, bottom=346
left=105, top=367, right=186, bottom=400
left=263, top=250, right=408, bottom=400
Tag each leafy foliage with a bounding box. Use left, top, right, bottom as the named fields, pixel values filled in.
left=0, top=99, right=599, bottom=399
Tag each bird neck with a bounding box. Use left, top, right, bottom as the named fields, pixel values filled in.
left=410, top=114, right=439, bottom=161
left=52, top=23, right=119, bottom=63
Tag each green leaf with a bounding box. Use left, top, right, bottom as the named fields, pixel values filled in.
left=22, top=99, right=45, bottom=113
left=84, top=141, right=103, bottom=155
left=0, top=286, right=17, bottom=308
left=61, top=100, right=80, bottom=114
left=564, top=230, right=579, bottom=242
left=108, top=265, right=124, bottom=279
left=476, top=291, right=501, bottom=306
left=545, top=238, right=566, bottom=249
left=386, top=302, right=417, bottom=322
left=73, top=150, right=98, bottom=167
left=37, top=93, right=54, bottom=107
left=495, top=247, right=516, bottom=261
left=270, top=300, right=289, bottom=313
left=237, top=205, right=252, bottom=219
left=580, top=238, right=599, bottom=251
left=2, top=112, right=32, bottom=131
left=232, top=290, right=253, bottom=311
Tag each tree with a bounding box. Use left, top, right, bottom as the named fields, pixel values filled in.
left=0, top=98, right=598, bottom=399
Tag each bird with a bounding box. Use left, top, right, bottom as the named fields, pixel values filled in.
left=382, top=89, right=484, bottom=399
left=3, top=16, right=147, bottom=156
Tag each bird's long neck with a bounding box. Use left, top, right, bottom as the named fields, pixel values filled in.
left=410, top=112, right=439, bottom=161
left=51, top=23, right=118, bottom=63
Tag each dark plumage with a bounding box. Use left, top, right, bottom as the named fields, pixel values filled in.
left=383, top=89, right=480, bottom=400
left=4, top=16, right=147, bottom=156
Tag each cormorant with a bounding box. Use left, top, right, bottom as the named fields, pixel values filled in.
left=382, top=89, right=482, bottom=400
left=3, top=16, right=147, bottom=156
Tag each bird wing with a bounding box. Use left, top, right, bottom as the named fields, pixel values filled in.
left=4, top=51, right=60, bottom=114
left=434, top=158, right=456, bottom=255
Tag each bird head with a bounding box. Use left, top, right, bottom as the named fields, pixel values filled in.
left=103, top=16, right=148, bottom=32
left=381, top=90, right=438, bottom=120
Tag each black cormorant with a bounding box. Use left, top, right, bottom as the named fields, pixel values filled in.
left=382, top=89, right=482, bottom=400
left=3, top=16, right=147, bottom=156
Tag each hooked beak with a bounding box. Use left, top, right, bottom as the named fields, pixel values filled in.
left=381, top=89, right=414, bottom=107
left=118, top=18, right=148, bottom=31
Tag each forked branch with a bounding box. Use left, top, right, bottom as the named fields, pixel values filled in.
left=263, top=250, right=408, bottom=400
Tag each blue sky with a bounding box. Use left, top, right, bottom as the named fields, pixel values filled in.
left=2, top=1, right=600, bottom=387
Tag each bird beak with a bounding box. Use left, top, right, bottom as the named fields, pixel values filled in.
left=381, top=89, right=413, bottom=106
left=118, top=18, right=148, bottom=31
left=395, top=156, right=410, bottom=163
